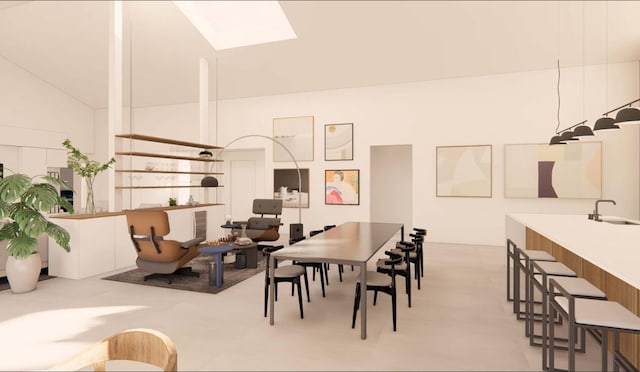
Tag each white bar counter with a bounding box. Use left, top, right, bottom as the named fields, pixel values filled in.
left=507, top=213, right=640, bottom=290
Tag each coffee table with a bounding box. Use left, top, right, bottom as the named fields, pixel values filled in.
left=199, top=245, right=233, bottom=287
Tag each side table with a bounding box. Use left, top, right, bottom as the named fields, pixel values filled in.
left=199, top=245, right=233, bottom=287
left=232, top=242, right=258, bottom=269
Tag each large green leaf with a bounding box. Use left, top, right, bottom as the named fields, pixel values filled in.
left=46, top=222, right=71, bottom=252
left=0, top=174, right=30, bottom=203
left=22, top=183, right=60, bottom=211
left=6, top=235, right=38, bottom=258
left=0, top=222, right=19, bottom=241
left=13, top=206, right=48, bottom=238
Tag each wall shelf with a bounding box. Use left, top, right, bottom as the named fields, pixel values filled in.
left=116, top=185, right=224, bottom=190
left=115, top=133, right=224, bottom=150
left=115, top=170, right=223, bottom=175
left=115, top=151, right=223, bottom=162
left=115, top=134, right=224, bottom=190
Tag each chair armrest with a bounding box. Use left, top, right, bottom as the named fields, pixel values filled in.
left=180, top=237, right=205, bottom=249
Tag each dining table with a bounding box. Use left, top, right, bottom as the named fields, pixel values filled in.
left=269, top=221, right=404, bottom=339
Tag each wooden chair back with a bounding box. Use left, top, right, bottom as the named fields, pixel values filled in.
left=49, top=328, right=177, bottom=371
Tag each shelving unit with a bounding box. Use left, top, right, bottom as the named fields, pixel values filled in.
left=115, top=133, right=224, bottom=190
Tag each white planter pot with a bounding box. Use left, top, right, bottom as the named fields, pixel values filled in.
left=6, top=253, right=41, bottom=294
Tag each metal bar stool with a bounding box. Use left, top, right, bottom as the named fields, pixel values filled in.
left=509, top=239, right=556, bottom=319
left=549, top=279, right=640, bottom=372
left=528, top=259, right=606, bottom=371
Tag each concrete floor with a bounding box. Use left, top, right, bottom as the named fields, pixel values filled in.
left=0, top=240, right=606, bottom=371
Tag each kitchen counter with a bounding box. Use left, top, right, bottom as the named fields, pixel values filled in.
left=507, top=213, right=640, bottom=290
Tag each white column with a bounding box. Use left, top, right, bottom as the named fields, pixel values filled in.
left=108, top=1, right=123, bottom=212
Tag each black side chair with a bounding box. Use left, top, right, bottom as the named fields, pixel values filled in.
left=352, top=251, right=403, bottom=332
left=289, top=236, right=325, bottom=298
left=323, top=224, right=352, bottom=281
left=392, top=234, right=422, bottom=290
left=262, top=245, right=307, bottom=319
left=308, top=229, right=329, bottom=285
left=378, top=241, right=415, bottom=307
left=413, top=227, right=427, bottom=277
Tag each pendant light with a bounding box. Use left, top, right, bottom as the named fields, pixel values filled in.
left=593, top=116, right=619, bottom=132
left=614, top=106, right=640, bottom=125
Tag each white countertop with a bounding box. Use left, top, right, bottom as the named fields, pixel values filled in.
left=508, top=213, right=640, bottom=290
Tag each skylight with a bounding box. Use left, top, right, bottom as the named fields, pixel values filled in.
left=173, top=1, right=297, bottom=50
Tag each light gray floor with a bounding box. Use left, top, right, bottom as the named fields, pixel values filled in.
left=0, top=240, right=606, bottom=371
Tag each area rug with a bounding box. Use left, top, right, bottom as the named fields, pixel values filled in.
left=102, top=254, right=266, bottom=294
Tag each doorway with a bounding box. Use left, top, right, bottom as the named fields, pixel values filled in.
left=370, top=145, right=413, bottom=229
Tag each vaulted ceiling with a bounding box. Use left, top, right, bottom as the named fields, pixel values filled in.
left=1, top=1, right=639, bottom=109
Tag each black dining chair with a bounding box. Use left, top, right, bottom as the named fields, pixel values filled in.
left=378, top=241, right=415, bottom=307
left=262, top=245, right=308, bottom=318
left=290, top=236, right=326, bottom=298
left=352, top=251, right=403, bottom=331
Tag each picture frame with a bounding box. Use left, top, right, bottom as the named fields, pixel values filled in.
left=436, top=145, right=492, bottom=198
left=504, top=142, right=602, bottom=199
left=273, top=116, right=314, bottom=162
left=273, top=168, right=310, bottom=208
left=325, top=169, right=360, bottom=205
left=324, top=123, right=353, bottom=161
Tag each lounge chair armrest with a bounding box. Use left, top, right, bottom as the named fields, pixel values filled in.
left=180, top=237, right=205, bottom=249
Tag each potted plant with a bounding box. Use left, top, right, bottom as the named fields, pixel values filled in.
left=0, top=172, right=73, bottom=293
left=168, top=197, right=177, bottom=207
left=62, top=139, right=116, bottom=214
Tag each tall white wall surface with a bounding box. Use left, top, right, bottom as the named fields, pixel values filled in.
left=0, top=56, right=95, bottom=152
left=211, top=62, right=639, bottom=245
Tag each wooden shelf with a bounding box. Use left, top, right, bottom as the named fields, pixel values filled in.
left=116, top=133, right=224, bottom=150
left=115, top=170, right=223, bottom=175
left=115, top=152, right=223, bottom=162
left=116, top=185, right=224, bottom=190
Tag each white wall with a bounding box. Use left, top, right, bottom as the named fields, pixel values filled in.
left=211, top=62, right=639, bottom=245
left=0, top=56, right=95, bottom=152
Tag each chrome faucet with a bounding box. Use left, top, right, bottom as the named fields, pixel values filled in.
left=589, top=199, right=616, bottom=221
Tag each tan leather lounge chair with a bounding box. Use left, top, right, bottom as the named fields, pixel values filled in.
left=124, top=210, right=203, bottom=283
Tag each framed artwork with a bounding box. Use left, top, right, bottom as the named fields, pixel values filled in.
left=273, top=116, right=314, bottom=162
left=504, top=142, right=602, bottom=198
left=325, top=169, right=360, bottom=205
left=436, top=145, right=492, bottom=197
left=325, top=123, right=353, bottom=160
left=273, top=168, right=310, bottom=208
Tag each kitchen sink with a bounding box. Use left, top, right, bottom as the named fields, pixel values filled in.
left=603, top=219, right=640, bottom=225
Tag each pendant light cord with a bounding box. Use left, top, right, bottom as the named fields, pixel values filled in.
left=556, top=59, right=561, bottom=134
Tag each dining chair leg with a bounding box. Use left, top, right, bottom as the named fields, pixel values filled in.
left=275, top=282, right=278, bottom=301
left=296, top=278, right=304, bottom=319
left=319, top=265, right=326, bottom=297
left=338, top=264, right=344, bottom=282
left=352, top=283, right=361, bottom=328
left=264, top=282, right=269, bottom=317
left=373, top=290, right=378, bottom=305
left=392, top=286, right=397, bottom=331
left=406, top=274, right=412, bottom=308
left=324, top=263, right=330, bottom=285
left=302, top=269, right=310, bottom=303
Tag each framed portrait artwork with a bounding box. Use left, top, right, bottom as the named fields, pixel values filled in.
left=324, top=123, right=353, bottom=160
left=325, top=169, right=359, bottom=205
left=273, top=116, right=314, bottom=162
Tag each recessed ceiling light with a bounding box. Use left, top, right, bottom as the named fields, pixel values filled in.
left=173, top=1, right=297, bottom=50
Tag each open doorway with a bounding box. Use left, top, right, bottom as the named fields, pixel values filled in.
left=370, top=145, right=413, bottom=229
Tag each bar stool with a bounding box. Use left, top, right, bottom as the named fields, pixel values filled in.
left=508, top=239, right=556, bottom=319
left=527, top=258, right=607, bottom=371
left=549, top=279, right=640, bottom=372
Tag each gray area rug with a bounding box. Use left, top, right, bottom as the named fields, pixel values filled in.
left=102, top=254, right=266, bottom=294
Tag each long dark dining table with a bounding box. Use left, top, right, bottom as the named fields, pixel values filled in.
left=269, top=221, right=404, bottom=339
